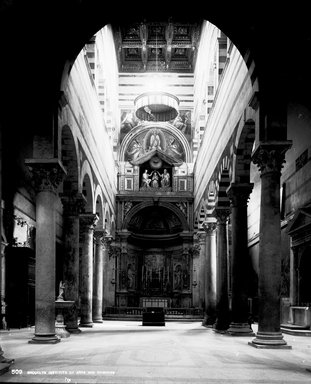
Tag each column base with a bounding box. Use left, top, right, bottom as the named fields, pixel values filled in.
left=0, top=356, right=14, bottom=364
left=93, top=319, right=103, bottom=323
left=79, top=322, right=93, bottom=328
left=66, top=327, right=82, bottom=334
left=248, top=331, right=292, bottom=349
left=226, top=322, right=255, bottom=336
left=213, top=317, right=230, bottom=332
left=28, top=334, right=61, bottom=344
left=55, top=325, right=71, bottom=338
left=0, top=362, right=12, bottom=376
left=202, top=314, right=216, bottom=327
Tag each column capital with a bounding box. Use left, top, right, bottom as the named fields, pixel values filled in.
left=61, top=192, right=86, bottom=216
left=190, top=235, right=201, bottom=257
left=93, top=229, right=107, bottom=245
left=102, top=235, right=113, bottom=250
left=94, top=229, right=106, bottom=238
left=194, top=231, right=206, bottom=244
left=226, top=183, right=254, bottom=207
left=202, top=221, right=217, bottom=234
left=25, top=158, right=66, bottom=194
left=79, top=213, right=99, bottom=231
left=214, top=207, right=231, bottom=224
left=252, top=141, right=292, bottom=176
left=108, top=242, right=120, bottom=258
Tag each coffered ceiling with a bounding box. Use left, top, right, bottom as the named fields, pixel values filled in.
left=112, top=21, right=202, bottom=73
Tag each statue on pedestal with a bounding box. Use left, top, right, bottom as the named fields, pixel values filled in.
left=57, top=281, right=65, bottom=301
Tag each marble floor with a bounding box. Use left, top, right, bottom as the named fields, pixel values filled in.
left=0, top=321, right=311, bottom=383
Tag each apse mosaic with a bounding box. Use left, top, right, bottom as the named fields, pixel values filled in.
left=125, top=128, right=185, bottom=163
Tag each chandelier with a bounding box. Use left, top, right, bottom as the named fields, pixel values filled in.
left=134, top=26, right=179, bottom=122
left=134, top=91, right=179, bottom=121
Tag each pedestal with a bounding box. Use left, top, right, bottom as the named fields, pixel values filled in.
left=55, top=300, right=75, bottom=338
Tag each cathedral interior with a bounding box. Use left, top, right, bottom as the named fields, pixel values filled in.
left=0, top=1, right=311, bottom=381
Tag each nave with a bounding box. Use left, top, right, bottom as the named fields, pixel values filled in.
left=0, top=321, right=311, bottom=384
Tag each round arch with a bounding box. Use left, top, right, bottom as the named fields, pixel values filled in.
left=122, top=201, right=189, bottom=232
left=119, top=121, right=193, bottom=164
left=94, top=185, right=105, bottom=229
left=233, top=119, right=256, bottom=184
left=60, top=125, right=80, bottom=195
left=80, top=160, right=94, bottom=212
left=104, top=204, right=111, bottom=234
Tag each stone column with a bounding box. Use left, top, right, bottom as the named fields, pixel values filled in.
left=0, top=240, right=7, bottom=330
left=61, top=193, right=85, bottom=333
left=249, top=141, right=292, bottom=348
left=197, top=231, right=206, bottom=309
left=102, top=236, right=113, bottom=310
left=202, top=221, right=217, bottom=325
left=0, top=125, right=13, bottom=369
left=79, top=213, right=98, bottom=327
left=214, top=207, right=231, bottom=332
left=290, top=247, right=298, bottom=305
left=226, top=183, right=254, bottom=336
left=26, top=159, right=65, bottom=344
left=93, top=230, right=105, bottom=323
left=191, top=241, right=201, bottom=307
left=103, top=238, right=117, bottom=309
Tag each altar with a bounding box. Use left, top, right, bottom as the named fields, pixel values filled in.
left=141, top=297, right=168, bottom=308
